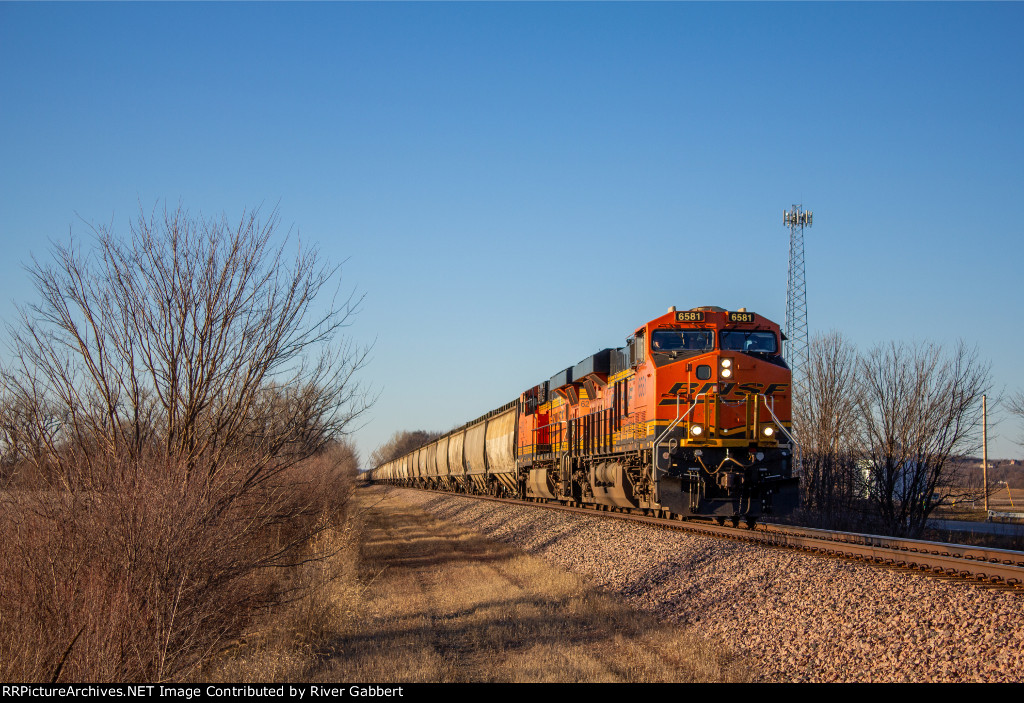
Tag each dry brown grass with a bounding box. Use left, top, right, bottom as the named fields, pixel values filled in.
left=203, top=512, right=363, bottom=683
left=0, top=443, right=358, bottom=683
left=285, top=486, right=749, bottom=683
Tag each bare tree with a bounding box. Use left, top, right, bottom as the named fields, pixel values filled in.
left=0, top=204, right=372, bottom=681
left=793, top=332, right=865, bottom=528
left=3, top=204, right=371, bottom=488
left=370, top=429, right=442, bottom=468
left=857, top=340, right=990, bottom=537
left=1008, top=390, right=1024, bottom=453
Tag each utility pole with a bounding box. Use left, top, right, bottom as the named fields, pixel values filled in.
left=784, top=205, right=813, bottom=404
left=983, top=394, right=989, bottom=513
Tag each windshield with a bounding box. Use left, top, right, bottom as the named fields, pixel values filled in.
left=720, top=330, right=778, bottom=353
left=651, top=329, right=714, bottom=353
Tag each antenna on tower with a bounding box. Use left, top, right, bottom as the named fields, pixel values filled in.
left=783, top=204, right=812, bottom=404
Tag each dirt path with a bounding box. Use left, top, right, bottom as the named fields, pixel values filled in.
left=308, top=486, right=747, bottom=683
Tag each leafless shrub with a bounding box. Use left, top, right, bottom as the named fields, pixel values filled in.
left=0, top=204, right=369, bottom=681
left=0, top=444, right=358, bottom=682
left=0, top=386, right=60, bottom=488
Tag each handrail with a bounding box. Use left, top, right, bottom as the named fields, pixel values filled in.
left=651, top=392, right=712, bottom=503
left=757, top=393, right=802, bottom=476
left=523, top=419, right=568, bottom=455
left=653, top=392, right=709, bottom=448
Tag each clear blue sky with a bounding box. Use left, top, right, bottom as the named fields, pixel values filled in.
left=2, top=2, right=1022, bottom=462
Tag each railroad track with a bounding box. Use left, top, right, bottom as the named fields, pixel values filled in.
left=399, top=487, right=1024, bottom=591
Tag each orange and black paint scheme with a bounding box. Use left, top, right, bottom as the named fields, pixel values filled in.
left=372, top=306, right=799, bottom=527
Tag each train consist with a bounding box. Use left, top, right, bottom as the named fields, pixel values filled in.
left=370, top=306, right=799, bottom=525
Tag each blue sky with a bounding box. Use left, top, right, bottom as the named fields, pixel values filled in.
left=2, top=2, right=1022, bottom=461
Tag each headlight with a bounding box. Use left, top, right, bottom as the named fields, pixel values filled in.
left=690, top=424, right=704, bottom=437
left=721, top=367, right=733, bottom=378
left=720, top=358, right=732, bottom=368
left=762, top=426, right=775, bottom=438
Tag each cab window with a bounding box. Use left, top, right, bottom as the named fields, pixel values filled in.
left=651, top=329, right=714, bottom=352
left=720, top=330, right=777, bottom=353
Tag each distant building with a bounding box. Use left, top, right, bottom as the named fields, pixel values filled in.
left=858, top=459, right=934, bottom=504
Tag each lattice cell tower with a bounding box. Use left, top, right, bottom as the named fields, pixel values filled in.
left=783, top=205, right=812, bottom=402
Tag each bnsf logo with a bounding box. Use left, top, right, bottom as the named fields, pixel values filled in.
left=659, top=382, right=788, bottom=404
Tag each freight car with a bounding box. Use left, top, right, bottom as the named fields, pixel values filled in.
left=370, top=306, right=799, bottom=526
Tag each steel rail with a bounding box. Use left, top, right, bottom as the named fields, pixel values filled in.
left=391, top=485, right=1024, bottom=591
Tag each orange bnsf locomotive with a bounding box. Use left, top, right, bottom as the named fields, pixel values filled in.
left=371, top=306, right=799, bottom=526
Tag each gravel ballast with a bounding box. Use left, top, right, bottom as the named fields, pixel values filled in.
left=391, top=488, right=1024, bottom=683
